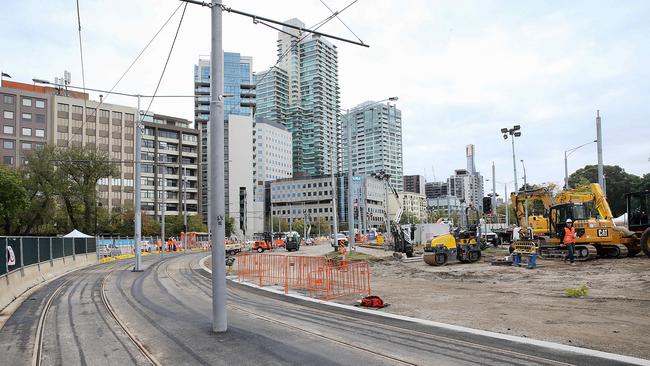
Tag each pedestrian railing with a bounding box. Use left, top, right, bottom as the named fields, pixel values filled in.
left=235, top=252, right=371, bottom=300
left=0, top=236, right=96, bottom=278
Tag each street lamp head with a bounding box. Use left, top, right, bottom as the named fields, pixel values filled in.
left=388, top=97, right=399, bottom=102
left=500, top=128, right=508, bottom=133
left=503, top=134, right=508, bottom=140
left=514, top=132, right=522, bottom=137
left=513, top=125, right=521, bottom=131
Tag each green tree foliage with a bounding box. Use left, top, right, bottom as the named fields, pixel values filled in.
left=225, top=216, right=235, bottom=237
left=291, top=219, right=304, bottom=235
left=568, top=165, right=642, bottom=216
left=0, top=165, right=27, bottom=234
left=399, top=211, right=421, bottom=224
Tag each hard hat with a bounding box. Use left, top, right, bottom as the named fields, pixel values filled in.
left=566, top=219, right=573, bottom=223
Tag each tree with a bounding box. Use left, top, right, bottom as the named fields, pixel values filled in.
left=291, top=219, right=304, bottom=235
left=399, top=211, right=421, bottom=224
left=568, top=165, right=642, bottom=216
left=0, top=165, right=27, bottom=234
left=637, top=173, right=650, bottom=191
left=225, top=216, right=235, bottom=237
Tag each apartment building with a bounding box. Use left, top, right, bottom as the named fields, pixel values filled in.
left=270, top=176, right=337, bottom=226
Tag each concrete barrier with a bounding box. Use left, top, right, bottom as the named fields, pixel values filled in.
left=0, top=252, right=97, bottom=312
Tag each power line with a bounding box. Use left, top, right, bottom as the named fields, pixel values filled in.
left=318, top=0, right=364, bottom=44
left=141, top=2, right=189, bottom=127
left=70, top=0, right=88, bottom=147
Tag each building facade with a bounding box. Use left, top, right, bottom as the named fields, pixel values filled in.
left=403, top=175, right=425, bottom=194
left=342, top=101, right=404, bottom=191
left=0, top=82, right=50, bottom=167
left=253, top=67, right=288, bottom=123
left=266, top=18, right=340, bottom=177
left=140, top=114, right=200, bottom=218
left=387, top=191, right=427, bottom=223
left=270, top=175, right=337, bottom=229
left=340, top=175, right=388, bottom=231
left=425, top=181, right=448, bottom=199
left=449, top=169, right=484, bottom=211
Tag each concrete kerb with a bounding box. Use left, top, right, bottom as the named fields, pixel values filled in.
left=199, top=255, right=650, bottom=366
left=0, top=253, right=97, bottom=330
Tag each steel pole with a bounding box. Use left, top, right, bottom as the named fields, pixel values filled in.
left=596, top=110, right=604, bottom=193
left=511, top=136, right=519, bottom=193
left=210, top=0, right=228, bottom=333
left=346, top=111, right=355, bottom=253
left=504, top=184, right=509, bottom=225
left=160, top=164, right=165, bottom=258
left=133, top=95, right=142, bottom=271
left=522, top=160, right=528, bottom=228
left=491, top=162, right=496, bottom=218
left=564, top=151, right=569, bottom=189
left=183, top=166, right=188, bottom=251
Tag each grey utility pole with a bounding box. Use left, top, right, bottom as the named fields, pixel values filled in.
left=510, top=134, right=519, bottom=193
left=501, top=125, right=521, bottom=194
left=331, top=128, right=339, bottom=241
left=134, top=95, right=143, bottom=271
left=346, top=110, right=355, bottom=253
left=160, top=164, right=165, bottom=258
left=183, top=166, right=188, bottom=250
left=596, top=110, right=605, bottom=193
left=210, top=0, right=228, bottom=333
left=491, top=162, right=496, bottom=218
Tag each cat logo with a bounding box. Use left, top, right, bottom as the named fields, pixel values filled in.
left=597, top=229, right=609, bottom=237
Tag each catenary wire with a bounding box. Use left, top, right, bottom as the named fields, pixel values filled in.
left=318, top=0, right=363, bottom=44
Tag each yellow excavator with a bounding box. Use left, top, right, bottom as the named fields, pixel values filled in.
left=511, top=188, right=553, bottom=238
left=511, top=183, right=640, bottom=260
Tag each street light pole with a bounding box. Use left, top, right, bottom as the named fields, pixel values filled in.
left=134, top=95, right=142, bottom=271
left=564, top=140, right=598, bottom=189
left=520, top=159, right=528, bottom=228
left=346, top=109, right=355, bottom=253
left=491, top=162, right=496, bottom=218
left=501, top=125, right=521, bottom=193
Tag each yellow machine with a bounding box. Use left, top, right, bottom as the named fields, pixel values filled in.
left=511, top=188, right=552, bottom=238
left=511, top=183, right=639, bottom=260
left=423, top=207, right=482, bottom=266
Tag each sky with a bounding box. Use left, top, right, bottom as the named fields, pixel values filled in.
left=1, top=0, right=649, bottom=191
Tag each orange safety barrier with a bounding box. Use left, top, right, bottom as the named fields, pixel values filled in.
left=236, top=253, right=371, bottom=300
left=308, top=261, right=371, bottom=301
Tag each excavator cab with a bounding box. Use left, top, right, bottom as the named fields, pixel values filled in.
left=549, top=203, right=590, bottom=239
left=626, top=191, right=650, bottom=256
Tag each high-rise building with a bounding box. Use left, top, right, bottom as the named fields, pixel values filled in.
left=425, top=181, right=448, bottom=199
left=253, top=67, right=288, bottom=123
left=403, top=175, right=425, bottom=194
left=194, top=53, right=255, bottom=221
left=449, top=168, right=484, bottom=211
left=342, top=101, right=404, bottom=191
left=140, top=113, right=200, bottom=218
left=262, top=18, right=339, bottom=177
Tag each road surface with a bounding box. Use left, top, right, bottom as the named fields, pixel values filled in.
left=0, top=252, right=645, bottom=365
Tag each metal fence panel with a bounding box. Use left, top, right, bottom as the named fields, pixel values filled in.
left=39, top=238, right=51, bottom=262
left=74, top=238, right=86, bottom=255
left=7, top=237, right=21, bottom=272
left=52, top=238, right=64, bottom=259
left=0, top=238, right=6, bottom=276
left=64, top=238, right=73, bottom=256
left=87, top=237, right=96, bottom=253
left=22, top=237, right=39, bottom=266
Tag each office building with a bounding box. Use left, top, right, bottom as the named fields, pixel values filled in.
left=387, top=191, right=427, bottom=223
left=270, top=175, right=337, bottom=229
left=266, top=18, right=340, bottom=177
left=427, top=196, right=462, bottom=217
left=340, top=175, right=388, bottom=231
left=140, top=114, right=200, bottom=218
left=425, top=181, right=448, bottom=199
left=194, top=53, right=255, bottom=221
left=0, top=81, right=50, bottom=167
left=403, top=175, right=425, bottom=194
left=342, top=101, right=404, bottom=191
left=449, top=168, right=484, bottom=211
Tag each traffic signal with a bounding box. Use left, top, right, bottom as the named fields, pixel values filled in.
left=483, top=196, right=492, bottom=214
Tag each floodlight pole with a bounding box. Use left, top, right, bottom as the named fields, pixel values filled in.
left=134, top=95, right=143, bottom=271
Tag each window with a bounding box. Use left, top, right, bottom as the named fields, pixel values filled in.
left=3, top=140, right=14, bottom=149
left=35, top=129, right=45, bottom=138
left=22, top=113, right=31, bottom=121
left=3, top=156, right=14, bottom=165
left=22, top=127, right=32, bottom=136
left=57, top=103, right=69, bottom=112
left=35, top=100, right=45, bottom=108
left=3, top=111, right=14, bottom=119
left=35, top=114, right=45, bottom=123
left=22, top=98, right=32, bottom=107
left=3, top=125, right=13, bottom=134
left=21, top=142, right=32, bottom=150
left=3, top=95, right=13, bottom=104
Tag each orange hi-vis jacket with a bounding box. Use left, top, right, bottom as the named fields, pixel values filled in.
left=563, top=227, right=576, bottom=244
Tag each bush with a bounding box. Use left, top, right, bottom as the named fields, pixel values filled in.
left=564, top=285, right=588, bottom=298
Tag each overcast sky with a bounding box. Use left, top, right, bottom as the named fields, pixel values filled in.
left=2, top=0, right=648, bottom=190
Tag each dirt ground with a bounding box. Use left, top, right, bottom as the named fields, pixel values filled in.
left=278, top=242, right=650, bottom=359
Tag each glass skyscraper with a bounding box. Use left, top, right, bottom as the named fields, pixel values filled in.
left=194, top=52, right=254, bottom=220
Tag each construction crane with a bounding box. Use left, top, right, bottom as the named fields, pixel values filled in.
left=374, top=170, right=414, bottom=258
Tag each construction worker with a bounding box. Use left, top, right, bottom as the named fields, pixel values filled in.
left=562, top=219, right=577, bottom=265
left=511, top=224, right=521, bottom=242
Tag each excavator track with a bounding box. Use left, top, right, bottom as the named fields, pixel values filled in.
left=539, top=244, right=598, bottom=261
left=596, top=244, right=629, bottom=258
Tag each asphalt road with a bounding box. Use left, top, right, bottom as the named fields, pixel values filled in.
left=0, top=252, right=645, bottom=366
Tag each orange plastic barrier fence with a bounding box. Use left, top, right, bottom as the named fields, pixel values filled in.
left=308, top=261, right=371, bottom=301
left=236, top=253, right=371, bottom=300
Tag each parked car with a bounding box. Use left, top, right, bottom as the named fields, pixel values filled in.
left=285, top=234, right=301, bottom=252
